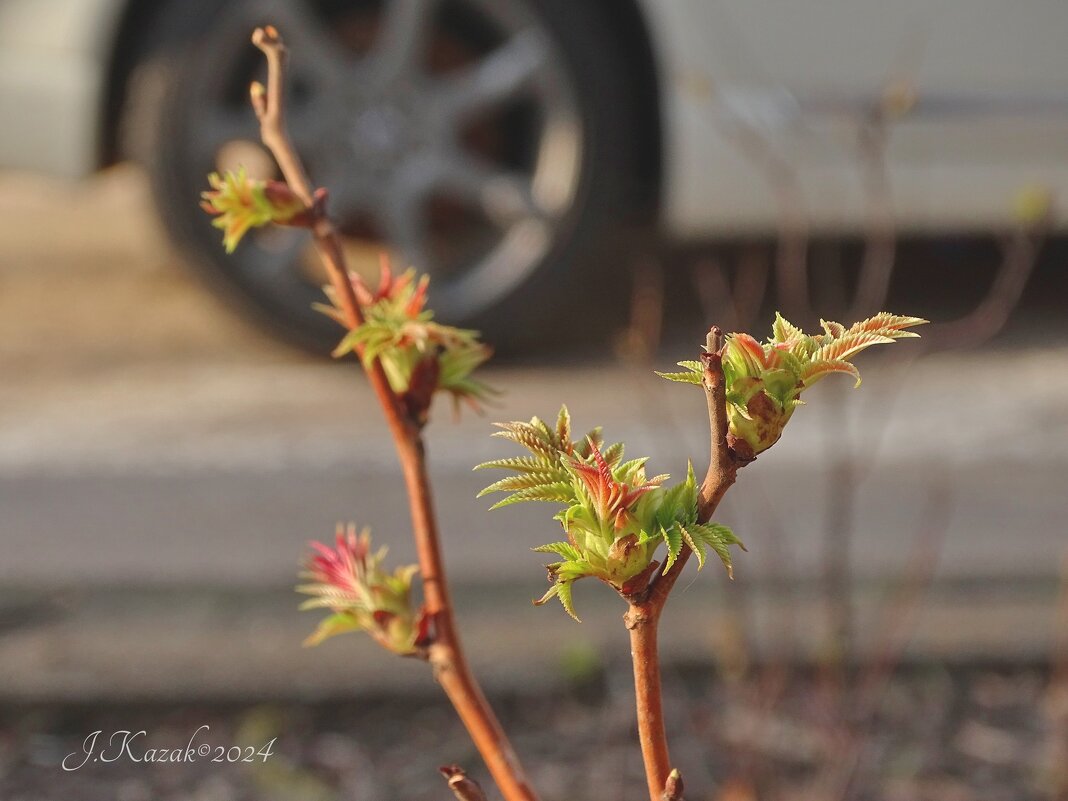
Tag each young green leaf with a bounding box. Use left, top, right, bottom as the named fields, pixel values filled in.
left=661, top=525, right=683, bottom=573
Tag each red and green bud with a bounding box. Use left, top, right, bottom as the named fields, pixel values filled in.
left=567, top=440, right=663, bottom=534
left=200, top=167, right=308, bottom=253
left=476, top=407, right=741, bottom=620
left=319, top=257, right=494, bottom=421
left=297, top=524, right=430, bottom=655
left=658, top=311, right=927, bottom=454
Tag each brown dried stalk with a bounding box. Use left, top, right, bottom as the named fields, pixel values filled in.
left=250, top=26, right=537, bottom=801
left=624, top=327, right=754, bottom=801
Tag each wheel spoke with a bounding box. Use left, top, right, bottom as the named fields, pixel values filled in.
left=245, top=226, right=314, bottom=284
left=434, top=156, right=544, bottom=227
left=193, top=108, right=261, bottom=168
left=203, top=109, right=255, bottom=147
left=381, top=164, right=435, bottom=272
left=437, top=30, right=548, bottom=119
left=287, top=112, right=326, bottom=157
left=371, top=0, right=438, bottom=85
left=432, top=217, right=552, bottom=313
left=326, top=178, right=376, bottom=221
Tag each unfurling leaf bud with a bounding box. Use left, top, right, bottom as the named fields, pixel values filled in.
left=657, top=311, right=926, bottom=454
left=200, top=167, right=308, bottom=253
left=477, top=407, right=743, bottom=619
left=319, top=256, right=494, bottom=421
left=297, top=524, right=429, bottom=655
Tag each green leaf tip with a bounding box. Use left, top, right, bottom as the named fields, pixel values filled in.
left=534, top=580, right=581, bottom=622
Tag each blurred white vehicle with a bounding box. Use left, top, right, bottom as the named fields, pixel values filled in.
left=2, top=0, right=1067, bottom=349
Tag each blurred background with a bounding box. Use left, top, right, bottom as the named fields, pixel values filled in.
left=1, top=1, right=1067, bottom=799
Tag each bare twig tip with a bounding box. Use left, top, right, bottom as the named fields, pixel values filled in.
left=661, top=768, right=684, bottom=801
left=249, top=81, right=266, bottom=117
left=251, top=25, right=283, bottom=54
left=705, top=326, right=724, bottom=354
left=440, top=765, right=488, bottom=801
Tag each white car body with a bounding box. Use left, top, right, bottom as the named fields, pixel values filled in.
left=3, top=0, right=1068, bottom=234
left=0, top=0, right=124, bottom=178
left=637, top=0, right=1068, bottom=234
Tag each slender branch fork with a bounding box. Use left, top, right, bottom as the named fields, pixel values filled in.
left=624, top=328, right=755, bottom=801
left=249, top=26, right=538, bottom=801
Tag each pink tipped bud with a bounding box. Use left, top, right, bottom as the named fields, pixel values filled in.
left=297, top=525, right=424, bottom=654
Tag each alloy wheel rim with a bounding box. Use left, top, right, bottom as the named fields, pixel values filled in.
left=181, top=0, right=585, bottom=323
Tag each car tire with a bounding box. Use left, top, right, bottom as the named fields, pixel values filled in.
left=132, top=0, right=650, bottom=354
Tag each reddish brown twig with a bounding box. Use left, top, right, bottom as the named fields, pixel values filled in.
left=249, top=26, right=407, bottom=444
left=250, top=26, right=537, bottom=801
left=440, top=765, right=489, bottom=801
left=624, top=327, right=754, bottom=801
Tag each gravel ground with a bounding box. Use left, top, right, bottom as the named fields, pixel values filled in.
left=1, top=663, right=1065, bottom=801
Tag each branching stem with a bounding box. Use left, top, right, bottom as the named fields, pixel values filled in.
left=624, top=327, right=753, bottom=801
left=250, top=26, right=538, bottom=801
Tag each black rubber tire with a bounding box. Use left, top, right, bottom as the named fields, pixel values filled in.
left=133, top=0, right=648, bottom=355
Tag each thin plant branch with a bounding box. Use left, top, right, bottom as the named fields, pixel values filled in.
left=846, top=83, right=905, bottom=322
left=733, top=246, right=772, bottom=330
left=625, top=326, right=755, bottom=801
left=250, top=26, right=408, bottom=444
left=249, top=26, right=538, bottom=801
left=1053, top=550, right=1068, bottom=691
left=921, top=223, right=1045, bottom=350
left=691, top=256, right=738, bottom=332
left=717, top=119, right=812, bottom=323
left=690, top=247, right=769, bottom=335
left=820, top=390, right=858, bottom=667
left=848, top=218, right=1043, bottom=485
left=620, top=253, right=666, bottom=360
left=723, top=479, right=801, bottom=792
left=1049, top=550, right=1068, bottom=801
left=812, top=476, right=951, bottom=801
